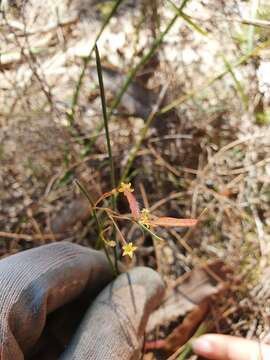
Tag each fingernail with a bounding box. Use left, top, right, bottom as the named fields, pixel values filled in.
left=192, top=337, right=213, bottom=355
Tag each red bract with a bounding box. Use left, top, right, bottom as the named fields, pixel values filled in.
left=124, top=191, right=140, bottom=220
left=149, top=217, right=198, bottom=228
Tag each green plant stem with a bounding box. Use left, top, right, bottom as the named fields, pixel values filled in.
left=86, top=0, right=191, bottom=153
left=222, top=54, right=248, bottom=109
left=95, top=44, right=116, bottom=192
left=247, top=0, right=259, bottom=52
left=120, top=111, right=156, bottom=183
left=95, top=44, right=119, bottom=274
left=69, top=0, right=124, bottom=126
left=108, top=0, right=190, bottom=117
left=177, top=322, right=208, bottom=360
left=159, top=39, right=270, bottom=115
left=74, top=179, right=116, bottom=276
left=167, top=0, right=208, bottom=36
left=119, top=41, right=270, bottom=185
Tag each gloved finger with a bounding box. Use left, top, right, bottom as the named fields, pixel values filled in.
left=60, top=267, right=165, bottom=360
left=0, top=241, right=114, bottom=360
left=192, top=334, right=270, bottom=360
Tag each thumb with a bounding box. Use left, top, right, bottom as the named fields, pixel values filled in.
left=192, top=334, right=270, bottom=360
left=60, top=267, right=165, bottom=360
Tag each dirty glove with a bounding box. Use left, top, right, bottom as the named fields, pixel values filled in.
left=0, top=242, right=165, bottom=359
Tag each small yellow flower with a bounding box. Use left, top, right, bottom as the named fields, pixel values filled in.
left=122, top=242, right=137, bottom=259
left=101, top=234, right=117, bottom=248
left=106, top=240, right=117, bottom=247
left=139, top=208, right=151, bottom=228
left=118, top=182, right=134, bottom=193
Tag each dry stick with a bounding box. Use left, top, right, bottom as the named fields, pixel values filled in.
left=218, top=156, right=270, bottom=176
left=2, top=13, right=54, bottom=108
left=170, top=208, right=225, bottom=285
left=241, top=17, right=270, bottom=29
left=0, top=232, right=59, bottom=241
left=139, top=182, right=150, bottom=209
left=26, top=208, right=45, bottom=243
left=189, top=133, right=267, bottom=221
left=148, top=144, right=182, bottom=177
left=150, top=192, right=185, bottom=212
left=198, top=133, right=265, bottom=179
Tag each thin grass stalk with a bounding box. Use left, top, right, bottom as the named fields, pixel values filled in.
left=120, top=84, right=168, bottom=183
left=247, top=0, right=259, bottom=52
left=159, top=39, right=270, bottom=114
left=176, top=322, right=208, bottom=360
left=167, top=0, right=208, bottom=36
left=95, top=44, right=116, bottom=192
left=119, top=39, right=270, bottom=184
left=108, top=0, right=190, bottom=118
left=94, top=44, right=119, bottom=274
left=69, top=0, right=124, bottom=126
left=120, top=111, right=156, bottom=183
left=86, top=0, right=191, bottom=153
left=74, top=179, right=116, bottom=276
left=222, top=54, right=248, bottom=109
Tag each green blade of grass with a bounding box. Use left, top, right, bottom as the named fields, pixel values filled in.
left=167, top=0, right=208, bottom=36
left=85, top=0, right=191, bottom=154
left=221, top=54, right=249, bottom=109
left=119, top=40, right=270, bottom=184
left=247, top=0, right=259, bottom=52
left=107, top=0, right=190, bottom=118
left=95, top=44, right=116, bottom=192
left=69, top=0, right=124, bottom=126
left=120, top=83, right=168, bottom=183
left=74, top=179, right=116, bottom=276
left=159, top=39, right=270, bottom=115
left=177, top=322, right=208, bottom=360
left=95, top=44, right=119, bottom=274
left=138, top=223, right=165, bottom=242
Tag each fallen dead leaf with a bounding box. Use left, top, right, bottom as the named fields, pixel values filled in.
left=145, top=260, right=230, bottom=355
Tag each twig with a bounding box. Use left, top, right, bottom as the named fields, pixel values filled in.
left=0, top=231, right=60, bottom=241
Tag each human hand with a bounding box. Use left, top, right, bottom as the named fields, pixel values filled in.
left=192, top=334, right=270, bottom=360
left=0, top=242, right=165, bottom=359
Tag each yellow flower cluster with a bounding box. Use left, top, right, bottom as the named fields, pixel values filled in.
left=118, top=182, right=134, bottom=193
left=139, top=208, right=151, bottom=228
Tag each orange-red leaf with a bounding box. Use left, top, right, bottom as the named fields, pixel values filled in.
left=124, top=191, right=140, bottom=220
left=149, top=217, right=198, bottom=227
